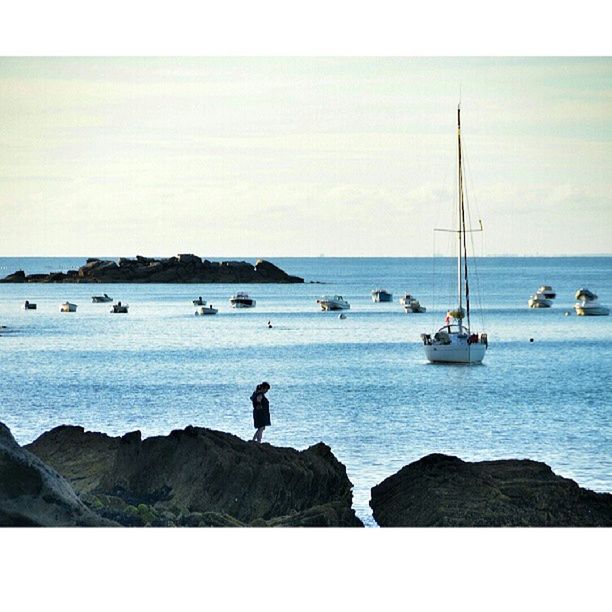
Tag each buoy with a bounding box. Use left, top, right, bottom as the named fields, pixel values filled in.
left=338, top=313, right=346, bottom=320
left=529, top=338, right=534, bottom=342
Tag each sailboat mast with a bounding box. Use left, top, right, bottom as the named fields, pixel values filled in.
left=457, top=105, right=463, bottom=315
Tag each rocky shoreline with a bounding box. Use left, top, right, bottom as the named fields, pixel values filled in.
left=370, top=453, right=612, bottom=527
left=0, top=254, right=304, bottom=284
left=2, top=422, right=361, bottom=527
left=2, top=421, right=611, bottom=527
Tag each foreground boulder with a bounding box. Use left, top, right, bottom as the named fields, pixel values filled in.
left=26, top=425, right=362, bottom=527
left=0, top=422, right=113, bottom=526
left=0, top=254, right=303, bottom=284
left=370, top=454, right=612, bottom=527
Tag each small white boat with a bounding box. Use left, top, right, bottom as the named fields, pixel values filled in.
left=400, top=293, right=426, bottom=313
left=537, top=285, right=556, bottom=299
left=229, top=292, right=256, bottom=308
left=192, top=297, right=206, bottom=306
left=372, top=289, right=393, bottom=303
left=92, top=293, right=112, bottom=303
left=317, top=295, right=350, bottom=311
left=574, top=288, right=609, bottom=316
left=195, top=305, right=218, bottom=315
left=111, top=302, right=129, bottom=313
left=22, top=300, right=37, bottom=310
left=60, top=302, right=77, bottom=313
left=528, top=292, right=553, bottom=308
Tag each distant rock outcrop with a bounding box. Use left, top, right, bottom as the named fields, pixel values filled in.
left=0, top=422, right=114, bottom=526
left=26, top=425, right=362, bottom=527
left=370, top=454, right=612, bottom=527
left=0, top=255, right=304, bottom=284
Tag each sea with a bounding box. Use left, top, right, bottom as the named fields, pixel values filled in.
left=1, top=256, right=611, bottom=526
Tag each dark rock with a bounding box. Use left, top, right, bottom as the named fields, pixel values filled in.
left=370, top=453, right=612, bottom=527
left=23, top=273, right=48, bottom=282
left=254, top=259, right=303, bottom=283
left=0, top=422, right=114, bottom=526
left=121, top=430, right=142, bottom=444
left=26, top=425, right=362, bottom=527
left=0, top=255, right=304, bottom=284
left=48, top=272, right=66, bottom=281
left=118, top=257, right=137, bottom=267
left=177, top=253, right=202, bottom=265
left=1, top=270, right=26, bottom=282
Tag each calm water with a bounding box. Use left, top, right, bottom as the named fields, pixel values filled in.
left=1, top=256, right=611, bottom=526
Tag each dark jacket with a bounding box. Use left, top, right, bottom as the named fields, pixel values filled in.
left=251, top=390, right=271, bottom=428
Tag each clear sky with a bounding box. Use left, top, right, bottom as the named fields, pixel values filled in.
left=1, top=56, right=610, bottom=256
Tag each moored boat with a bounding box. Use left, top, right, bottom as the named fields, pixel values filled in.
left=193, top=296, right=206, bottom=306
left=92, top=293, right=112, bottom=303
left=317, top=295, right=350, bottom=311
left=229, top=292, right=256, bottom=308
left=400, top=293, right=426, bottom=313
left=528, top=292, right=553, bottom=308
left=60, top=302, right=77, bottom=312
left=195, top=305, right=218, bottom=315
left=111, top=302, right=129, bottom=313
left=371, top=289, right=393, bottom=303
left=22, top=300, right=37, bottom=310
left=574, top=288, right=609, bottom=316
left=421, top=106, right=488, bottom=364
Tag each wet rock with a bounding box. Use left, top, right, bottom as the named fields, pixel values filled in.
left=26, top=425, right=362, bottom=527
left=370, top=453, right=612, bottom=527
left=0, top=422, right=114, bottom=526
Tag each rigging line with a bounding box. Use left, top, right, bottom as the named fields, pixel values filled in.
left=462, top=127, right=486, bottom=331
left=461, top=173, right=471, bottom=331
left=432, top=229, right=436, bottom=332
left=458, top=107, right=471, bottom=331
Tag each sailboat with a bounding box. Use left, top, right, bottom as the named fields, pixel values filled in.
left=420, top=106, right=488, bottom=364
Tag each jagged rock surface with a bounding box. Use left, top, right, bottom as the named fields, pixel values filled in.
left=0, top=422, right=114, bottom=526
left=370, top=453, right=612, bottom=527
left=26, top=425, right=362, bottom=527
left=0, top=255, right=303, bottom=284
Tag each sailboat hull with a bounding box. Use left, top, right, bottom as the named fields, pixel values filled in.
left=424, top=340, right=486, bottom=364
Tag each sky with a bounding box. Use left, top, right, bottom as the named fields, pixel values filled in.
left=0, top=56, right=610, bottom=257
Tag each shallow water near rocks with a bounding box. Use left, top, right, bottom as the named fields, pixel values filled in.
left=1, top=256, right=611, bottom=526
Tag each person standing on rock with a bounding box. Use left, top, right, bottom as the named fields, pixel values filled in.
left=251, top=382, right=271, bottom=443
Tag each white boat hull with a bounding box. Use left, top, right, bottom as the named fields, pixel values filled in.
left=575, top=305, right=609, bottom=316
left=60, top=303, right=77, bottom=312
left=424, top=341, right=486, bottom=364
left=231, top=301, right=255, bottom=308
left=528, top=298, right=552, bottom=308
left=404, top=303, right=426, bottom=313
left=196, top=306, right=218, bottom=315
left=320, top=303, right=350, bottom=311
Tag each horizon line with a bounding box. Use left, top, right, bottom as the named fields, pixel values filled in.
left=1, top=254, right=611, bottom=259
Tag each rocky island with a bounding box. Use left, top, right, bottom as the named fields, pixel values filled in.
left=0, top=254, right=304, bottom=284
